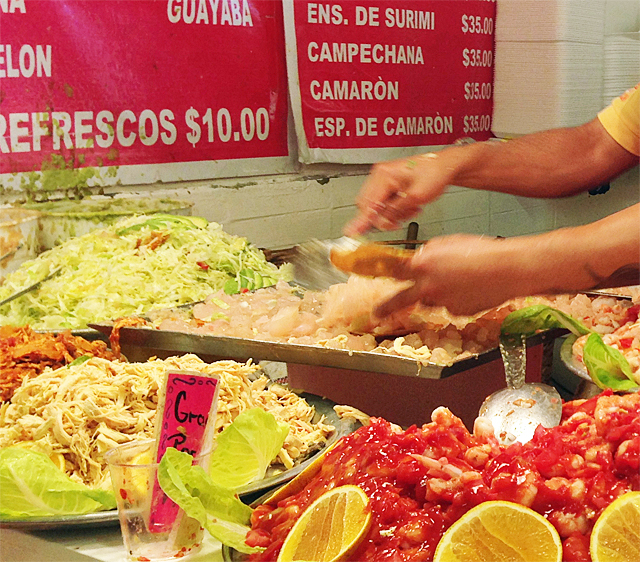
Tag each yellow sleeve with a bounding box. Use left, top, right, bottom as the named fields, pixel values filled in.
left=597, top=83, right=640, bottom=156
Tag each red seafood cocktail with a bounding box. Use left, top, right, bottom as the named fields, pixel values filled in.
left=246, top=391, right=640, bottom=562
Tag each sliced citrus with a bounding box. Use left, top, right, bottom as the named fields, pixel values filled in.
left=433, top=500, right=562, bottom=562
left=124, top=450, right=154, bottom=502
left=590, top=491, right=640, bottom=562
left=277, top=485, right=372, bottom=562
left=49, top=451, right=67, bottom=471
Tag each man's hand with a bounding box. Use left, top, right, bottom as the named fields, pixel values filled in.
left=374, top=234, right=534, bottom=317
left=344, top=153, right=454, bottom=236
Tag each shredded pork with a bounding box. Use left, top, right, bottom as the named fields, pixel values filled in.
left=0, top=325, right=117, bottom=402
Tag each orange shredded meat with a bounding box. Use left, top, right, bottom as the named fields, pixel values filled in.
left=0, top=325, right=118, bottom=402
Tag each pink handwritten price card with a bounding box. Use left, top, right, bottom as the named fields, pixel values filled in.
left=150, top=369, right=220, bottom=531
left=155, top=370, right=220, bottom=459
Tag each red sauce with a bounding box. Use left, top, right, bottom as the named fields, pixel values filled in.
left=624, top=304, right=640, bottom=324
left=247, top=392, right=640, bottom=562
left=619, top=337, right=634, bottom=349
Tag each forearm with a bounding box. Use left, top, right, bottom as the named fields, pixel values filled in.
left=515, top=203, right=640, bottom=295
left=436, top=119, right=638, bottom=198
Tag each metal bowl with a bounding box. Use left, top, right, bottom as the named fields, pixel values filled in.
left=559, top=334, right=638, bottom=398
left=21, top=197, right=193, bottom=250
left=0, top=208, right=41, bottom=283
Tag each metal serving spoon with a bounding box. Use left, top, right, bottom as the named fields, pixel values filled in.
left=478, top=333, right=563, bottom=446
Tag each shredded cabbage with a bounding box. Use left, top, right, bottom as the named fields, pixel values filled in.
left=0, top=215, right=291, bottom=330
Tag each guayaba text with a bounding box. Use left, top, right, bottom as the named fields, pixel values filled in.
left=167, top=0, right=253, bottom=26
left=0, top=0, right=26, bottom=14
left=0, top=109, right=177, bottom=153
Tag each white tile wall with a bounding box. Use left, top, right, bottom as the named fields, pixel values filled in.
left=489, top=203, right=557, bottom=237
left=554, top=169, right=640, bottom=228
left=605, top=0, right=640, bottom=34
left=92, top=161, right=637, bottom=250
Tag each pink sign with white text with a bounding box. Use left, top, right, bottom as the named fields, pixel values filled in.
left=0, top=0, right=290, bottom=183
left=283, top=0, right=496, bottom=163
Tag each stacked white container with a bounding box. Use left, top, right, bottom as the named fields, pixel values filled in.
left=492, top=0, right=606, bottom=138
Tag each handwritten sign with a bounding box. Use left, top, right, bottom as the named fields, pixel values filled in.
left=149, top=369, right=220, bottom=531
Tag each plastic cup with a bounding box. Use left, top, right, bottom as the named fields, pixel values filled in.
left=105, top=440, right=207, bottom=561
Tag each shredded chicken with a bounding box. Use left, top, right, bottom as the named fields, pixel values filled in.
left=333, top=405, right=371, bottom=426
left=0, top=354, right=334, bottom=490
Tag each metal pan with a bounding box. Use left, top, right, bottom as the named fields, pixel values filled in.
left=89, top=322, right=565, bottom=380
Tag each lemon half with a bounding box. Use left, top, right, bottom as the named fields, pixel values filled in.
left=433, top=500, right=562, bottom=562
left=277, top=485, right=371, bottom=562
left=590, top=491, right=640, bottom=562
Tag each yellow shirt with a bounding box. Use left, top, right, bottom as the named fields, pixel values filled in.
left=597, top=83, right=640, bottom=156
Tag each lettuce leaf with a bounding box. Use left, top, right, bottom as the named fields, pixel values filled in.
left=208, top=408, right=289, bottom=490
left=582, top=333, right=639, bottom=391
left=501, top=304, right=591, bottom=337
left=0, top=448, right=116, bottom=518
left=158, top=448, right=260, bottom=554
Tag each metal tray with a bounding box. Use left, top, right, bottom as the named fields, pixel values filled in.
left=35, top=328, right=106, bottom=341
left=560, top=334, right=590, bottom=381
left=234, top=392, right=359, bottom=496
left=0, top=509, right=120, bottom=532
left=89, top=323, right=565, bottom=380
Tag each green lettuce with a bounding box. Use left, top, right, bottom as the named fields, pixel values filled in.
left=502, top=304, right=639, bottom=392
left=501, top=304, right=591, bottom=337
left=0, top=448, right=116, bottom=518
left=158, top=448, right=261, bottom=554
left=208, top=408, right=289, bottom=489
left=115, top=213, right=209, bottom=235
left=582, top=333, right=639, bottom=391
left=0, top=214, right=291, bottom=330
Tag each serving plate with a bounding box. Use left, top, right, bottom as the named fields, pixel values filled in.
left=560, top=334, right=639, bottom=399
left=221, top=486, right=286, bottom=562
left=0, top=509, right=120, bottom=531
left=35, top=328, right=106, bottom=341
left=234, top=392, right=360, bottom=496
left=0, top=393, right=358, bottom=531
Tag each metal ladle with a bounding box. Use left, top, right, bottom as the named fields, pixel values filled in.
left=478, top=333, right=563, bottom=446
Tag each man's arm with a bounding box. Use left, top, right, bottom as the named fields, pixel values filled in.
left=374, top=203, right=640, bottom=317
left=443, top=118, right=638, bottom=197
left=346, top=118, right=638, bottom=236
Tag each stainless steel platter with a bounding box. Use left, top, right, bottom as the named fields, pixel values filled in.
left=559, top=334, right=590, bottom=381
left=235, top=392, right=359, bottom=496
left=0, top=393, right=358, bottom=531
left=35, top=328, right=105, bottom=340
left=0, top=509, right=120, bottom=532
left=559, top=334, right=639, bottom=399
left=90, top=323, right=564, bottom=380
